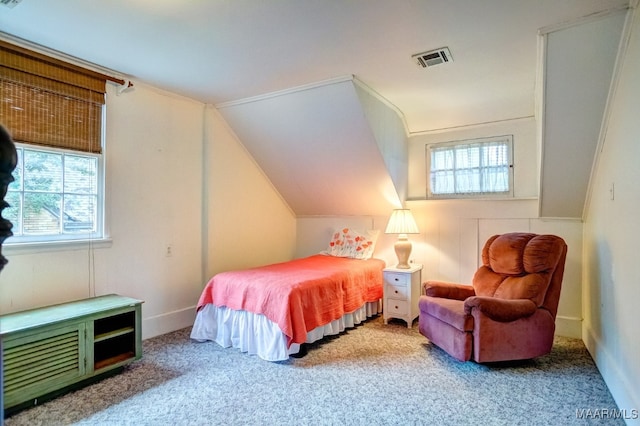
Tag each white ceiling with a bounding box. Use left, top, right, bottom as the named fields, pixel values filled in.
left=217, top=77, right=404, bottom=216
left=0, top=0, right=632, bottom=218
left=0, top=0, right=630, bottom=133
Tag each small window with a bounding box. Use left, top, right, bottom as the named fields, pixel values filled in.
left=426, top=135, right=513, bottom=198
left=5, top=144, right=102, bottom=243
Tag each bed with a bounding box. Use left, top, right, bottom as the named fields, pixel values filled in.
left=190, top=228, right=385, bottom=361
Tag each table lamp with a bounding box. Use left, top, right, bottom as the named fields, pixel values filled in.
left=385, top=209, right=419, bottom=269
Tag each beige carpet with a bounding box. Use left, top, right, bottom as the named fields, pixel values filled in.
left=4, top=315, right=622, bottom=425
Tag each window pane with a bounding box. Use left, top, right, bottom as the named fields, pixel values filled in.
left=64, top=155, right=97, bottom=194
left=484, top=166, right=509, bottom=192
left=431, top=170, right=454, bottom=194
left=4, top=191, right=21, bottom=234
left=456, top=169, right=481, bottom=193
left=484, top=143, right=507, bottom=166
left=456, top=145, right=480, bottom=169
left=64, top=194, right=97, bottom=233
left=23, top=192, right=62, bottom=235
left=24, top=150, right=63, bottom=192
left=8, top=147, right=22, bottom=191
left=432, top=149, right=453, bottom=171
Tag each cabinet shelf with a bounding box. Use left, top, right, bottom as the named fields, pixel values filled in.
left=95, top=351, right=136, bottom=371
left=94, top=326, right=135, bottom=343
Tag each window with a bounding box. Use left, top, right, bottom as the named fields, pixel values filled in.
left=0, top=40, right=124, bottom=244
left=5, top=145, right=102, bottom=242
left=426, top=135, right=513, bottom=198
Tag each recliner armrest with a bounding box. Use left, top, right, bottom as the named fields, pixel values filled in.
left=424, top=281, right=475, bottom=300
left=464, top=297, right=537, bottom=322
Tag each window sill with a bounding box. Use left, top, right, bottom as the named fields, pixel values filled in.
left=3, top=238, right=113, bottom=256
left=408, top=196, right=538, bottom=202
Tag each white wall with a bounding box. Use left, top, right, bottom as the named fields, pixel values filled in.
left=0, top=83, right=204, bottom=337
left=0, top=82, right=297, bottom=340
left=295, top=215, right=394, bottom=264
left=204, top=107, right=296, bottom=277
left=294, top=206, right=583, bottom=339
left=407, top=199, right=582, bottom=338
left=408, top=117, right=539, bottom=200
left=582, top=5, right=640, bottom=418
left=99, top=83, right=205, bottom=338
left=296, top=116, right=582, bottom=338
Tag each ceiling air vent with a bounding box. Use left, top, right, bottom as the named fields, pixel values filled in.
left=412, top=47, right=453, bottom=68
left=0, top=0, right=22, bottom=8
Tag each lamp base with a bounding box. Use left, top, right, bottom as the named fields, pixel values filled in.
left=394, top=234, right=412, bottom=269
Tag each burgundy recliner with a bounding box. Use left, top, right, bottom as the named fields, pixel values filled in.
left=418, top=233, right=567, bottom=363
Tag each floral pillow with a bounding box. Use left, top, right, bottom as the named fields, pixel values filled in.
left=323, top=228, right=379, bottom=259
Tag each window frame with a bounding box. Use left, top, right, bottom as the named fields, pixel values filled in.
left=0, top=39, right=119, bottom=250
left=5, top=141, right=106, bottom=246
left=425, top=135, right=514, bottom=199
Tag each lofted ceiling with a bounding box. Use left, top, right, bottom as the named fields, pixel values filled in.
left=0, top=0, right=629, bottom=133
left=217, top=76, right=408, bottom=216
left=0, top=0, right=632, bottom=217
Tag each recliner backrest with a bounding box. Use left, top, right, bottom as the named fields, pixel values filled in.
left=473, top=233, right=567, bottom=314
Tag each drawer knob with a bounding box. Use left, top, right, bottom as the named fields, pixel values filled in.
left=395, top=305, right=399, bottom=309
left=394, top=278, right=399, bottom=282
left=394, top=290, right=398, bottom=294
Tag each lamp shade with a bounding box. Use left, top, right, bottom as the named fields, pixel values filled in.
left=384, top=209, right=419, bottom=234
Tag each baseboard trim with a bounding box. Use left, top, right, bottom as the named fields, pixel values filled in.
left=142, top=305, right=196, bottom=340
left=555, top=315, right=582, bottom=339
left=583, top=324, right=640, bottom=422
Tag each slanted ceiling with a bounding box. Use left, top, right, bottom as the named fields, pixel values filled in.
left=539, top=9, right=628, bottom=218
left=217, top=76, right=407, bottom=217
left=0, top=1, right=632, bottom=219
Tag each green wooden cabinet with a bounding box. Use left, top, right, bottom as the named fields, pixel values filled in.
left=1, top=294, right=143, bottom=415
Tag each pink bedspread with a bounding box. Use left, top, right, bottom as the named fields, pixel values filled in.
left=196, top=255, right=385, bottom=346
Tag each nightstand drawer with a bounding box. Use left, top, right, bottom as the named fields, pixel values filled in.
left=386, top=299, right=408, bottom=315
left=385, top=272, right=410, bottom=286
left=385, top=283, right=409, bottom=300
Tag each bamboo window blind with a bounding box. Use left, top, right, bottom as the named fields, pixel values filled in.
left=0, top=40, right=125, bottom=154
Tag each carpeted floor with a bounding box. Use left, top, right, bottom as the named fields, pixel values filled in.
left=4, top=315, right=622, bottom=425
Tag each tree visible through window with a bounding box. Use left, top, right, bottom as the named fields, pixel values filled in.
left=426, top=135, right=513, bottom=198
left=5, top=146, right=99, bottom=241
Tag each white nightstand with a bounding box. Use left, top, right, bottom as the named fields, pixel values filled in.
left=383, top=264, right=423, bottom=328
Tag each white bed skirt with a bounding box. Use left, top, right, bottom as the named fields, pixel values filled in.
left=190, top=300, right=381, bottom=361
